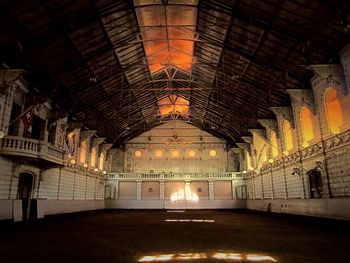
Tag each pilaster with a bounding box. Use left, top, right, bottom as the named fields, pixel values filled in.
left=258, top=119, right=279, bottom=137
left=136, top=180, right=142, bottom=200
left=208, top=180, right=214, bottom=200
left=269, top=106, right=295, bottom=128
left=285, top=89, right=316, bottom=114
left=159, top=180, right=165, bottom=200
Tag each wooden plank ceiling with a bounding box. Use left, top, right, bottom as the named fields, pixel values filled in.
left=0, top=0, right=349, bottom=147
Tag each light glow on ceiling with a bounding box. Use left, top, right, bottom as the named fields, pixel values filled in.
left=134, top=0, right=197, bottom=74
left=158, top=95, right=189, bottom=116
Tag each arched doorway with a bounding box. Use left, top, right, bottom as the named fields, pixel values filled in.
left=306, top=169, right=323, bottom=199
left=17, top=173, right=34, bottom=221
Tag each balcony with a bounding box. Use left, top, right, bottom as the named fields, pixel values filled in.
left=0, top=136, right=65, bottom=166
left=108, top=172, right=244, bottom=181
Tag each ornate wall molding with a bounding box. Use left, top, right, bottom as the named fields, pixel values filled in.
left=80, top=130, right=97, bottom=142
left=324, top=129, right=350, bottom=151
left=241, top=136, right=253, bottom=144
left=91, top=137, right=105, bottom=147
left=257, top=119, right=279, bottom=137
left=269, top=106, right=295, bottom=128
left=308, top=64, right=347, bottom=96
left=285, top=89, right=316, bottom=115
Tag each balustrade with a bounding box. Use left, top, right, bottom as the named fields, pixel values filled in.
left=0, top=135, right=64, bottom=165
left=108, top=172, right=243, bottom=181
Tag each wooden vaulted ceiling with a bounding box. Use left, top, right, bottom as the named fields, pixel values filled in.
left=0, top=0, right=349, bottom=147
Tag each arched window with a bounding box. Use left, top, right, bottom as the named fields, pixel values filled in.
left=99, top=152, right=105, bottom=170
left=283, top=120, right=293, bottom=153
left=79, top=140, right=87, bottom=163
left=270, top=131, right=279, bottom=157
left=90, top=147, right=97, bottom=167
left=325, top=88, right=343, bottom=134
left=300, top=107, right=314, bottom=147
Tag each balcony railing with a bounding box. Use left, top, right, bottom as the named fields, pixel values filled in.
left=0, top=135, right=65, bottom=165
left=108, top=172, right=244, bottom=181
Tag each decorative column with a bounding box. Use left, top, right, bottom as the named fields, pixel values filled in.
left=185, top=180, right=191, bottom=200
left=270, top=165, right=275, bottom=199
left=258, top=119, right=279, bottom=136
left=260, top=171, right=264, bottom=199
left=91, top=137, right=105, bottom=167
left=231, top=179, right=236, bottom=199
left=136, top=180, right=142, bottom=200
left=99, top=143, right=113, bottom=170
left=208, top=180, right=214, bottom=200
left=248, top=128, right=268, bottom=169
left=269, top=106, right=295, bottom=129
left=159, top=180, right=165, bottom=200
left=114, top=181, right=119, bottom=199
left=79, top=130, right=97, bottom=164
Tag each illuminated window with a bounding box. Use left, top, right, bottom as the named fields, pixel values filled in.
left=158, top=95, right=189, bottom=116
left=172, top=150, right=179, bottom=157
left=98, top=152, right=105, bottom=170
left=188, top=150, right=196, bottom=157
left=300, top=107, right=314, bottom=147
left=90, top=146, right=97, bottom=167
left=79, top=140, right=87, bottom=163
left=325, top=88, right=343, bottom=134
left=155, top=150, right=163, bottom=157
left=283, top=120, right=293, bottom=152
left=135, top=150, right=142, bottom=157
left=270, top=131, right=278, bottom=157
left=209, top=149, right=217, bottom=157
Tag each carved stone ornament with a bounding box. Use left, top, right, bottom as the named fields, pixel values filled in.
left=257, top=119, right=279, bottom=137
left=308, top=64, right=347, bottom=96
left=269, top=106, right=295, bottom=128
left=285, top=89, right=316, bottom=114
left=91, top=137, right=106, bottom=147
left=241, top=136, right=253, bottom=144
left=80, top=130, right=97, bottom=142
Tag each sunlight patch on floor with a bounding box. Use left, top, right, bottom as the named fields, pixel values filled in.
left=165, top=219, right=215, bottom=223
left=138, top=252, right=277, bottom=262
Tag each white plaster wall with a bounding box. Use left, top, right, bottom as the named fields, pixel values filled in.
left=247, top=198, right=350, bottom=220
left=190, top=181, right=209, bottom=199
left=165, top=181, right=185, bottom=199
left=0, top=155, right=105, bottom=221
left=118, top=182, right=136, bottom=199
left=39, top=200, right=105, bottom=216
left=214, top=181, right=232, bottom=200
left=142, top=181, right=160, bottom=199
left=123, top=122, right=228, bottom=173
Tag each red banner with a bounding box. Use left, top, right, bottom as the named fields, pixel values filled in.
left=21, top=109, right=33, bottom=138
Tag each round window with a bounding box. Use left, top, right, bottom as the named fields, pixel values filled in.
left=188, top=150, right=196, bottom=157
left=155, top=150, right=163, bottom=157
left=209, top=149, right=217, bottom=157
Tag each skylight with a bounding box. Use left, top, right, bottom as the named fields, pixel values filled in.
left=134, top=0, right=197, bottom=74
left=158, top=94, right=189, bottom=116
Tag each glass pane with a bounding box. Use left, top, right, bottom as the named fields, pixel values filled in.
left=168, top=0, right=198, bottom=5
left=134, top=0, right=162, bottom=7
left=135, top=2, right=197, bottom=74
